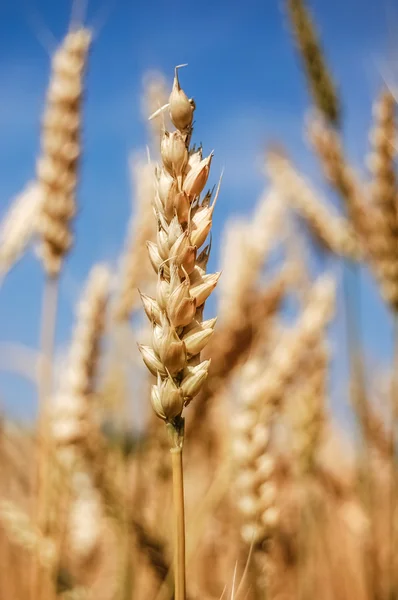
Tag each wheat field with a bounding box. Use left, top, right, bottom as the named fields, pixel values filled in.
left=0, top=1, right=397, bottom=599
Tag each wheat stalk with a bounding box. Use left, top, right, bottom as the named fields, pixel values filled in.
left=139, top=66, right=220, bottom=600
left=33, top=28, right=92, bottom=599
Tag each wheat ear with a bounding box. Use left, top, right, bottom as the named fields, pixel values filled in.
left=289, top=340, right=329, bottom=474
left=266, top=150, right=359, bottom=260
left=0, top=182, right=43, bottom=282
left=218, top=188, right=286, bottom=324
left=139, top=66, right=219, bottom=600
left=0, top=501, right=56, bottom=570
left=308, top=115, right=369, bottom=240
left=245, top=274, right=335, bottom=413
left=233, top=276, right=334, bottom=592
left=37, top=27, right=91, bottom=277
left=286, top=0, right=340, bottom=126
left=234, top=357, right=280, bottom=547
left=366, top=89, right=398, bottom=310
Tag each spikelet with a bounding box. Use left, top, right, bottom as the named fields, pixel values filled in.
left=36, top=28, right=91, bottom=277
left=0, top=182, right=43, bottom=280
left=113, top=155, right=156, bottom=321
left=366, top=89, right=398, bottom=310
left=286, top=0, right=340, bottom=126
left=139, top=68, right=219, bottom=427
left=266, top=150, right=359, bottom=260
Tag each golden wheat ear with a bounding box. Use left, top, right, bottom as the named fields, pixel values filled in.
left=286, top=0, right=340, bottom=127
left=365, top=89, right=398, bottom=311
left=36, top=27, right=91, bottom=278
left=138, top=66, right=220, bottom=600
left=266, top=149, right=360, bottom=260
left=0, top=182, right=44, bottom=283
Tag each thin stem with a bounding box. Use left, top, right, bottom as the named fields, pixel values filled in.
left=342, top=262, right=367, bottom=428
left=342, top=261, right=379, bottom=599
left=389, top=314, right=398, bottom=599
left=155, top=459, right=232, bottom=600
left=170, top=444, right=186, bottom=600
left=31, top=275, right=60, bottom=600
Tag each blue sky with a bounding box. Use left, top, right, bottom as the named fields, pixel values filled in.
left=0, top=0, right=396, bottom=421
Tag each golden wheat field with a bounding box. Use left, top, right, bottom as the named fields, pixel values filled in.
left=0, top=0, right=397, bottom=598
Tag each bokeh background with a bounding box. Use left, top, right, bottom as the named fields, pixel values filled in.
left=0, top=0, right=396, bottom=421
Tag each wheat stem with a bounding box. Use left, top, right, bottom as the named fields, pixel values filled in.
left=342, top=261, right=381, bottom=600
left=170, top=442, right=186, bottom=600
left=389, top=315, right=398, bottom=598
left=33, top=274, right=60, bottom=600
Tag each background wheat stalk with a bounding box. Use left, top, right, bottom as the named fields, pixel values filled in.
left=33, top=26, right=91, bottom=600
